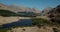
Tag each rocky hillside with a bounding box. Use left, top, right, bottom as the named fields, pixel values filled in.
left=48, top=5, right=60, bottom=23
left=0, top=9, right=17, bottom=17
left=39, top=5, right=60, bottom=24
left=41, top=7, right=53, bottom=16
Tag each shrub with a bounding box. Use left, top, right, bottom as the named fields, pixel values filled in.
left=53, top=28, right=58, bottom=32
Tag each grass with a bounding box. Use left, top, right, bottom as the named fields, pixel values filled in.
left=32, top=18, right=50, bottom=25
left=32, top=18, right=60, bottom=28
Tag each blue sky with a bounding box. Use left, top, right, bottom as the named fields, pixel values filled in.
left=0, top=0, right=60, bottom=10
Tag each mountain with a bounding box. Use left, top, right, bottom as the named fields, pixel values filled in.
left=0, top=3, right=8, bottom=9
left=41, top=7, right=53, bottom=16
left=8, top=4, right=28, bottom=12
left=7, top=4, right=40, bottom=13
left=0, top=3, right=41, bottom=14
left=48, top=5, right=60, bottom=23
left=0, top=3, right=41, bottom=16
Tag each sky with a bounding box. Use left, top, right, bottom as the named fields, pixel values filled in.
left=0, top=0, right=60, bottom=10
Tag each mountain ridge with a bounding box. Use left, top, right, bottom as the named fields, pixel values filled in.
left=0, top=3, right=41, bottom=14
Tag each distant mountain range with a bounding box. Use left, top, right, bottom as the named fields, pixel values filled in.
left=0, top=3, right=41, bottom=13
left=0, top=3, right=60, bottom=17
left=0, top=3, right=41, bottom=17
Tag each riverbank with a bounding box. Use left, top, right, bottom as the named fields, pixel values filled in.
left=0, top=16, right=32, bottom=25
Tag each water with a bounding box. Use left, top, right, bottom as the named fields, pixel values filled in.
left=1, top=19, right=32, bottom=28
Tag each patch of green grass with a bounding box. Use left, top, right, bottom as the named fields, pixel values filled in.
left=32, top=18, right=51, bottom=25
left=32, top=18, right=60, bottom=28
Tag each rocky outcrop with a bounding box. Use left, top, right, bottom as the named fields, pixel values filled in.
left=48, top=5, right=60, bottom=23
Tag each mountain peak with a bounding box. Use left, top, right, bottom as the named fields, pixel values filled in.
left=0, top=3, right=6, bottom=6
